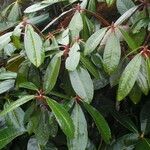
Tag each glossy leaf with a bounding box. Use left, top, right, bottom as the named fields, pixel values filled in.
left=19, top=82, right=38, bottom=91
left=69, top=11, right=83, bottom=38
left=136, top=58, right=149, bottom=96
left=24, top=0, right=66, bottom=13
left=0, top=80, right=15, bottom=94
left=46, top=97, right=74, bottom=139
left=69, top=67, right=94, bottom=103
left=117, top=54, right=142, bottom=101
left=103, top=31, right=121, bottom=75
left=115, top=6, right=139, bottom=25
left=84, top=28, right=107, bottom=55
left=0, top=95, right=35, bottom=117
left=24, top=24, right=44, bottom=67
left=83, top=102, right=111, bottom=143
left=43, top=54, right=61, bottom=94
left=67, top=103, right=88, bottom=150
left=0, top=127, right=25, bottom=149
left=66, top=42, right=80, bottom=71
left=0, top=71, right=17, bottom=80
left=0, top=32, right=12, bottom=51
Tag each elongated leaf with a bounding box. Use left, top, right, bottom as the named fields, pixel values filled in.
left=0, top=80, right=15, bottom=94
left=117, top=0, right=135, bottom=15
left=67, top=103, right=88, bottom=150
left=19, top=82, right=38, bottom=91
left=84, top=28, right=107, bottom=55
left=0, top=71, right=17, bottom=80
left=115, top=6, right=139, bottom=25
left=24, top=24, right=44, bottom=67
left=43, top=54, right=61, bottom=94
left=117, top=54, right=142, bottom=101
left=0, top=95, right=35, bottom=117
left=66, top=42, right=80, bottom=71
left=42, top=9, right=74, bottom=32
left=69, top=11, right=83, bottom=38
left=80, top=54, right=99, bottom=79
left=0, top=127, right=25, bottom=149
left=136, top=58, right=149, bottom=95
left=46, top=97, right=74, bottom=139
left=69, top=67, right=94, bottom=103
left=103, top=31, right=121, bottom=75
left=83, top=102, right=111, bottom=143
left=8, top=2, right=21, bottom=22
left=0, top=32, right=12, bottom=51
left=24, top=0, right=66, bottom=13
left=140, top=101, right=150, bottom=135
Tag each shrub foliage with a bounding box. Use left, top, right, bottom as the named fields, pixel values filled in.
left=0, top=0, right=150, bottom=149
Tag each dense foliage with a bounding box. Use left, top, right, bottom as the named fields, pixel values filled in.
left=0, top=0, right=150, bottom=149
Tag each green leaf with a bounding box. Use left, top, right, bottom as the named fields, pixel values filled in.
left=84, top=28, right=107, bottom=55
left=69, top=67, right=94, bottom=103
left=0, top=127, right=25, bottom=149
left=83, top=102, right=111, bottom=143
left=4, top=103, right=25, bottom=131
left=0, top=32, right=12, bottom=51
left=117, top=0, right=135, bottom=15
left=19, top=82, right=38, bottom=91
left=0, top=95, right=35, bottom=117
left=24, top=24, right=45, bottom=67
left=0, top=80, right=15, bottom=94
left=66, top=42, right=80, bottom=71
left=135, top=138, right=150, bottom=150
left=8, top=2, right=21, bottom=22
left=117, top=54, right=142, bottom=101
left=43, top=54, right=61, bottom=94
left=24, top=0, right=66, bottom=13
left=80, top=54, right=99, bottom=79
left=119, top=27, right=138, bottom=50
left=115, top=6, right=139, bottom=25
left=103, top=31, right=121, bottom=75
left=140, top=101, right=150, bottom=135
left=136, top=58, right=149, bottom=96
left=69, top=11, right=83, bottom=38
left=67, top=103, right=88, bottom=150
left=0, top=71, right=17, bottom=80
left=46, top=97, right=74, bottom=139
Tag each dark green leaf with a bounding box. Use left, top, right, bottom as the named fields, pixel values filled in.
left=83, top=102, right=111, bottom=143
left=0, top=95, right=35, bottom=117
left=46, top=97, right=74, bottom=139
